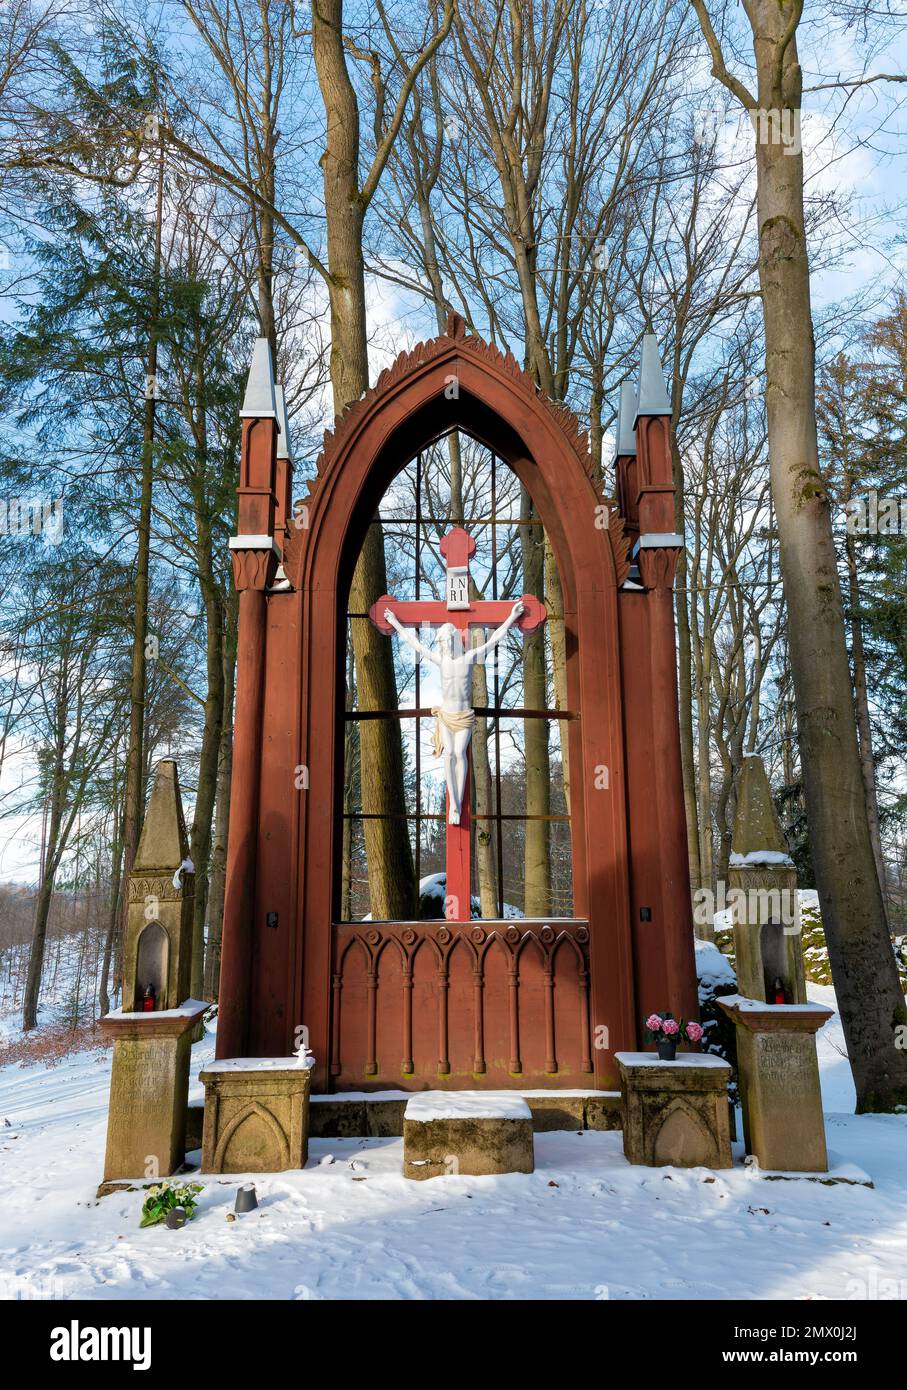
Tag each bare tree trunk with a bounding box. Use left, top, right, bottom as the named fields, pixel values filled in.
left=695, top=625, right=715, bottom=903
left=341, top=641, right=356, bottom=921
left=311, top=0, right=419, bottom=918
left=403, top=110, right=498, bottom=915
left=844, top=494, right=888, bottom=922
left=754, top=41, right=905, bottom=1110
left=470, top=655, right=498, bottom=917
left=521, top=488, right=550, bottom=915
left=451, top=436, right=499, bottom=917
left=671, top=426, right=702, bottom=891
left=692, top=0, right=907, bottom=1107
left=98, top=753, right=123, bottom=1018
left=121, top=142, right=164, bottom=920
left=23, top=787, right=58, bottom=1031
left=189, top=515, right=224, bottom=1000
left=204, top=590, right=238, bottom=997
left=544, top=543, right=570, bottom=814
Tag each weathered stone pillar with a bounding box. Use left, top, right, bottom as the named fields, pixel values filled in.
left=101, top=760, right=207, bottom=1180
left=101, top=1009, right=206, bottom=1180
left=719, top=996, right=832, bottom=1172
left=729, top=754, right=805, bottom=1004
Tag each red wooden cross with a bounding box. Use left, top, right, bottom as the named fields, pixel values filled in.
left=369, top=526, right=547, bottom=921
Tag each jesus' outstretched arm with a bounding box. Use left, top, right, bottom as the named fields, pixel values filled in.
left=467, top=601, right=525, bottom=665
left=384, top=609, right=442, bottom=666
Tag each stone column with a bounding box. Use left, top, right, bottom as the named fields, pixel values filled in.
left=102, top=759, right=207, bottom=1180
left=719, top=996, right=832, bottom=1172
left=101, top=1006, right=207, bottom=1180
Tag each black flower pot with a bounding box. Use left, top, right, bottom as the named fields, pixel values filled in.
left=235, top=1183, right=258, bottom=1214
left=657, top=1038, right=678, bottom=1061
left=165, top=1206, right=187, bottom=1230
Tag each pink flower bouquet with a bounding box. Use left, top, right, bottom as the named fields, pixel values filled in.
left=642, top=1011, right=705, bottom=1059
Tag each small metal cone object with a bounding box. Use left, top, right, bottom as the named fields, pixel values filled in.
left=234, top=1183, right=258, bottom=1214
left=165, top=1207, right=187, bottom=1230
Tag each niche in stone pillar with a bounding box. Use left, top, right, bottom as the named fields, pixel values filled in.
left=729, top=755, right=806, bottom=1006
left=136, top=920, right=170, bottom=1010
left=122, top=759, right=195, bottom=1013
left=759, top=919, right=788, bottom=1002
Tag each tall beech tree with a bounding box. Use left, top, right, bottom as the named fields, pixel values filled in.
left=151, top=0, right=453, bottom=917
left=690, top=0, right=907, bottom=1109
left=12, top=549, right=129, bottom=1030
left=307, top=0, right=453, bottom=917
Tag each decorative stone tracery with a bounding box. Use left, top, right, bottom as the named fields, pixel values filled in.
left=331, top=919, right=592, bottom=1086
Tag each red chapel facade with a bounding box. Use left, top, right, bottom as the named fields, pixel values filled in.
left=216, top=315, right=698, bottom=1094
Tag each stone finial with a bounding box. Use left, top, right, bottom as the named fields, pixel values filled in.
left=274, top=384, right=294, bottom=463
left=616, top=379, right=637, bottom=456
left=134, top=759, right=190, bottom=873
left=240, top=337, right=277, bottom=419
left=634, top=333, right=672, bottom=421
left=731, top=754, right=791, bottom=861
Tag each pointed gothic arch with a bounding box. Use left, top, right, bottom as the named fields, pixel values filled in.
left=217, top=317, right=698, bottom=1093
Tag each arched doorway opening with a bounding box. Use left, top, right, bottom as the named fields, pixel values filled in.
left=341, top=431, right=573, bottom=924
left=331, top=431, right=583, bottom=1087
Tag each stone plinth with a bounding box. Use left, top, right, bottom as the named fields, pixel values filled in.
left=100, top=1000, right=209, bottom=1181
left=199, top=1058, right=313, bottom=1173
left=719, top=996, right=832, bottom=1173
left=616, top=1052, right=733, bottom=1169
left=307, top=1088, right=623, bottom=1138
left=403, top=1091, right=534, bottom=1180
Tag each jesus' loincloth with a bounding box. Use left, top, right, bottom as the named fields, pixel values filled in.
left=431, top=706, right=476, bottom=758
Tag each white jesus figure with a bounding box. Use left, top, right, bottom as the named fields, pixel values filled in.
left=383, top=601, right=525, bottom=825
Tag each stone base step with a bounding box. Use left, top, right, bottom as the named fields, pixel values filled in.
left=308, top=1089, right=622, bottom=1139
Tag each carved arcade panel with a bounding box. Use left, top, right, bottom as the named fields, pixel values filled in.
left=331, top=918, right=593, bottom=1089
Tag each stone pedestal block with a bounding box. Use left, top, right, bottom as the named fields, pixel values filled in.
left=101, top=1000, right=208, bottom=1181
left=199, top=1059, right=313, bottom=1173
left=719, top=996, right=832, bottom=1172
left=616, top=1052, right=733, bottom=1168
left=403, top=1092, right=534, bottom=1180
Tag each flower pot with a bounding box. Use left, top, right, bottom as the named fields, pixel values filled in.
left=656, top=1038, right=677, bottom=1061
left=165, top=1206, right=187, bottom=1230
left=235, top=1183, right=258, bottom=1214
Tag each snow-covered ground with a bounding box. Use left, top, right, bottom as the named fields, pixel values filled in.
left=1, top=997, right=906, bottom=1301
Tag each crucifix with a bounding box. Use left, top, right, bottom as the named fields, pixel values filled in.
left=369, top=526, right=547, bottom=921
